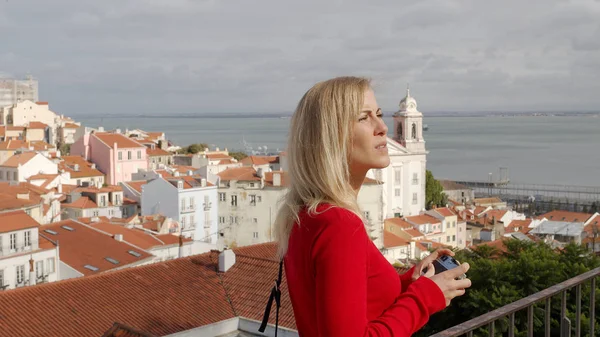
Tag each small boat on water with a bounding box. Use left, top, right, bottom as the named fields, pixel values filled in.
left=423, top=124, right=429, bottom=131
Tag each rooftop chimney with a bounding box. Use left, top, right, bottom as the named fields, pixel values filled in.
left=178, top=235, right=184, bottom=259
left=257, top=168, right=264, bottom=178
left=218, top=249, right=236, bottom=273
left=201, top=178, right=207, bottom=187
left=114, top=234, right=123, bottom=242
left=29, top=256, right=36, bottom=286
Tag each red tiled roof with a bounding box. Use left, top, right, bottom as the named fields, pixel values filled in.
left=1, top=152, right=38, bottom=167
left=171, top=165, right=197, bottom=174
left=122, top=181, right=146, bottom=193
left=434, top=207, right=456, bottom=217
left=78, top=216, right=111, bottom=224
left=62, top=196, right=98, bottom=209
left=146, top=147, right=171, bottom=157
left=0, top=193, right=38, bottom=211
left=0, top=210, right=40, bottom=233
left=0, top=126, right=4, bottom=137
left=538, top=210, right=594, bottom=223
left=240, top=155, right=279, bottom=166
left=217, top=167, right=260, bottom=181
left=59, top=156, right=104, bottom=178
left=505, top=219, right=533, bottom=234
left=217, top=159, right=236, bottom=165
left=36, top=101, right=49, bottom=105
left=94, top=133, right=145, bottom=149
left=406, top=214, right=441, bottom=225
left=6, top=126, right=25, bottom=131
left=44, top=220, right=154, bottom=276
left=0, top=139, right=55, bottom=151
left=383, top=230, right=410, bottom=248
left=403, top=228, right=425, bottom=238
left=155, top=170, right=173, bottom=179
left=101, top=323, right=157, bottom=337
left=89, top=222, right=191, bottom=250
left=385, top=217, right=413, bottom=230
left=62, top=123, right=80, bottom=129
left=166, top=175, right=214, bottom=189
left=27, top=121, right=48, bottom=129
left=474, top=197, right=504, bottom=205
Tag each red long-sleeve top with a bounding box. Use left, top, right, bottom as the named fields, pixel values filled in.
left=284, top=204, right=446, bottom=336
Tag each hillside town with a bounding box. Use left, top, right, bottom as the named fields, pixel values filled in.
left=1, top=76, right=599, bottom=336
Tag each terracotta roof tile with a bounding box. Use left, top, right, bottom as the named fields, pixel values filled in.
left=406, top=214, right=441, bottom=225
left=0, top=210, right=40, bottom=233
left=94, top=133, right=145, bottom=149
left=217, top=167, right=260, bottom=181
left=433, top=207, right=456, bottom=217
left=101, top=323, right=157, bottom=337
left=122, top=181, right=147, bottom=193
left=62, top=123, right=80, bottom=129
left=27, top=121, right=48, bottom=129
left=403, top=228, right=425, bottom=238
left=383, top=230, right=410, bottom=248
left=205, top=153, right=232, bottom=160
left=0, top=193, right=39, bottom=211
left=1, top=152, right=38, bottom=167
left=384, top=217, right=414, bottom=230
left=538, top=210, right=594, bottom=223
left=89, top=222, right=191, bottom=250
left=505, top=219, right=533, bottom=234
left=171, top=165, right=197, bottom=174
left=44, top=220, right=154, bottom=276
left=217, top=159, right=236, bottom=165
left=78, top=216, right=111, bottom=224
left=62, top=196, right=98, bottom=209
left=264, top=171, right=287, bottom=187
left=240, top=155, right=279, bottom=166
left=59, top=156, right=104, bottom=178
left=146, top=147, right=171, bottom=157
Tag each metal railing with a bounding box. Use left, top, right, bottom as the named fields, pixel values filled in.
left=430, top=267, right=599, bottom=337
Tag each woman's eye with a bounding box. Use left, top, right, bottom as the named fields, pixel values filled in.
left=377, top=113, right=384, bottom=119
left=358, top=116, right=368, bottom=122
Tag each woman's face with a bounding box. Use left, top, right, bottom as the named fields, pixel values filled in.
left=349, top=88, right=390, bottom=177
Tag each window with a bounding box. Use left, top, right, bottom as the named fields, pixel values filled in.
left=446, top=236, right=450, bottom=242
left=118, top=152, right=122, bottom=160
left=0, top=270, right=4, bottom=287
left=181, top=198, right=186, bottom=211
left=190, top=214, right=195, bottom=228
left=13, top=172, right=17, bottom=181
left=394, top=169, right=401, bottom=185
left=181, top=216, right=186, bottom=228
left=10, top=233, right=16, bottom=250
left=115, top=194, right=121, bottom=205
left=395, top=188, right=401, bottom=197
left=250, top=183, right=255, bottom=188
left=219, top=193, right=226, bottom=202
left=204, top=195, right=210, bottom=209
left=100, top=195, right=106, bottom=207
left=189, top=197, right=195, bottom=210
left=412, top=193, right=418, bottom=205
left=252, top=218, right=258, bottom=223
left=234, top=216, right=239, bottom=224
left=253, top=232, right=259, bottom=239
left=25, top=209, right=31, bottom=216
left=452, top=235, right=456, bottom=242
left=250, top=195, right=256, bottom=206
left=47, top=258, right=55, bottom=273
left=93, top=210, right=99, bottom=217
left=0, top=171, right=3, bottom=180
left=364, top=211, right=370, bottom=220
left=16, top=265, right=25, bottom=284
left=219, top=216, right=225, bottom=224
left=24, top=231, right=31, bottom=247
left=36, top=261, right=43, bottom=278
left=137, top=150, right=141, bottom=159
left=127, top=151, right=132, bottom=160
left=459, top=227, right=462, bottom=232
left=256, top=196, right=262, bottom=202
left=204, top=211, right=210, bottom=227
left=412, top=173, right=418, bottom=185
left=231, top=195, right=237, bottom=207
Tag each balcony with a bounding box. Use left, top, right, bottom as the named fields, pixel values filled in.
left=180, top=205, right=196, bottom=214
left=430, top=267, right=599, bottom=337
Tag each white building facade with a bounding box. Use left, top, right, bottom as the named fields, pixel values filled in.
left=141, top=176, right=219, bottom=243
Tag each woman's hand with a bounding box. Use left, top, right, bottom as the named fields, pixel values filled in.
left=411, top=249, right=455, bottom=281
left=429, top=262, right=472, bottom=306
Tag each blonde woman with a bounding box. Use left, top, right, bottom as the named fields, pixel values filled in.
left=273, top=77, right=471, bottom=336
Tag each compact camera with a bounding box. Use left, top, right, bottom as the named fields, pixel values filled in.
left=431, top=255, right=466, bottom=280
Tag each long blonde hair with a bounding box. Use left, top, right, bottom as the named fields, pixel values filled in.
left=275, top=76, right=371, bottom=259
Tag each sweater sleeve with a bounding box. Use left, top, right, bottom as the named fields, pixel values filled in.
left=312, top=209, right=446, bottom=337
left=399, top=266, right=416, bottom=293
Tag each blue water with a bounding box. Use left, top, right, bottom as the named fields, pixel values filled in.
left=74, top=115, right=600, bottom=186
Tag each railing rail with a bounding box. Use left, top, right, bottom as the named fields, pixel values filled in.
left=430, top=267, right=599, bottom=337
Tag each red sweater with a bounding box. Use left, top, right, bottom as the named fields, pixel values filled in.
left=284, top=205, right=446, bottom=336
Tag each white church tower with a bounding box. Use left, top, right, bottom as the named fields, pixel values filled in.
left=367, top=85, right=428, bottom=242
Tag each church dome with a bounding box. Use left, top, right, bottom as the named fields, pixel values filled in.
left=399, top=86, right=418, bottom=112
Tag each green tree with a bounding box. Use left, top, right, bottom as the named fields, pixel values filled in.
left=229, top=151, right=248, bottom=161
left=591, top=201, right=599, bottom=214
left=415, top=241, right=600, bottom=337
left=186, top=143, right=209, bottom=154
left=425, top=170, right=447, bottom=210
left=58, top=143, right=71, bottom=155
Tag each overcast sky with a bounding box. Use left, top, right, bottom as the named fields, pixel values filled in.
left=1, top=0, right=600, bottom=115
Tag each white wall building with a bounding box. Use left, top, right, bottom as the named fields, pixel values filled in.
left=368, top=87, right=427, bottom=219
left=0, top=76, right=38, bottom=108
left=0, top=152, right=58, bottom=182
left=141, top=175, right=218, bottom=244
left=0, top=211, right=60, bottom=290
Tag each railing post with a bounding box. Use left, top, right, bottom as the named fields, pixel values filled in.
left=509, top=313, right=515, bottom=337
left=590, top=278, right=596, bottom=337
left=528, top=305, right=534, bottom=337
left=575, top=284, right=581, bottom=337
left=488, top=321, right=494, bottom=337
left=561, top=290, right=570, bottom=337
left=545, top=297, right=551, bottom=337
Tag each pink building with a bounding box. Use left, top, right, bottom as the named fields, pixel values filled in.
left=71, top=132, right=148, bottom=185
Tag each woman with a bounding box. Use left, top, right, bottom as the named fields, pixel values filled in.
left=273, top=76, right=471, bottom=336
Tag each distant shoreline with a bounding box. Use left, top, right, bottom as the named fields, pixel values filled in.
left=72, top=112, right=600, bottom=119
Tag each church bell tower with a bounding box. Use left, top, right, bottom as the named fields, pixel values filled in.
left=393, top=85, right=426, bottom=153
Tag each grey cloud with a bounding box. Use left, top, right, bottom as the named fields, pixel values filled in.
left=1, top=0, right=600, bottom=115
